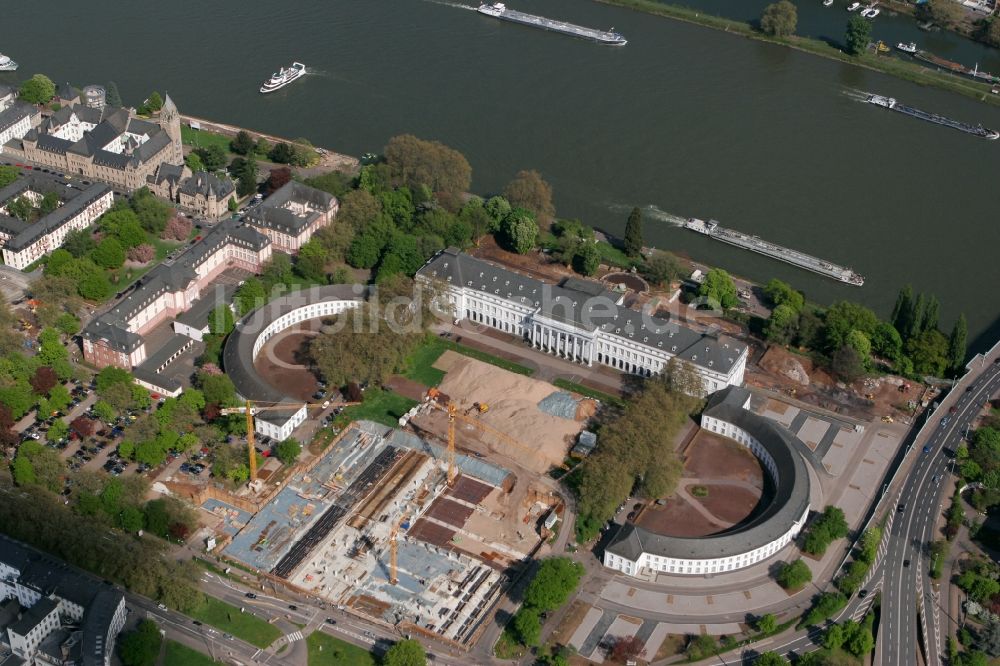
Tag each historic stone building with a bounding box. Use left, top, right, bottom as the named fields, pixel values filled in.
left=147, top=165, right=236, bottom=221
left=2, top=95, right=183, bottom=192
left=416, top=249, right=748, bottom=395
left=82, top=218, right=272, bottom=370
left=244, top=181, right=338, bottom=252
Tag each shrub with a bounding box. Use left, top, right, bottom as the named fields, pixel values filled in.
left=127, top=243, right=155, bottom=264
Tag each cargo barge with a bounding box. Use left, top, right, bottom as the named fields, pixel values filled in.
left=684, top=218, right=864, bottom=286
left=866, top=93, right=999, bottom=140
left=477, top=3, right=627, bottom=45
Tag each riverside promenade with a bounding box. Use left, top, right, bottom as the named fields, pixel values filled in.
left=179, top=112, right=359, bottom=174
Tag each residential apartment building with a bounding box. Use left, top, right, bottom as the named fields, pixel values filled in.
left=0, top=535, right=126, bottom=666
left=2, top=95, right=183, bottom=193
left=245, top=181, right=337, bottom=252
left=416, top=249, right=748, bottom=395
left=0, top=94, right=40, bottom=149
left=0, top=177, right=113, bottom=270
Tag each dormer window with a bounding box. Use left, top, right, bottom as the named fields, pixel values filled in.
left=671, top=345, right=677, bottom=352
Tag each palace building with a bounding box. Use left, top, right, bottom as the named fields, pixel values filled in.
left=416, top=249, right=748, bottom=395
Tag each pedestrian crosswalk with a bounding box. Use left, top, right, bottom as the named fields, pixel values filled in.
left=285, top=630, right=304, bottom=643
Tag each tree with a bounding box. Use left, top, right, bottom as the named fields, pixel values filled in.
left=295, top=239, right=328, bottom=282
left=30, top=366, right=58, bottom=395
left=234, top=155, right=258, bottom=197
left=513, top=607, right=542, bottom=647
left=91, top=237, right=125, bottom=269
left=503, top=170, right=555, bottom=228
left=131, top=189, right=173, bottom=234
left=275, top=438, right=302, bottom=465
left=197, top=372, right=236, bottom=406
left=195, top=144, right=228, bottom=172
left=162, top=215, right=192, bottom=241
left=756, top=613, right=778, bottom=634
left=266, top=166, right=292, bottom=194
left=523, top=558, right=585, bottom=612
left=760, top=0, right=798, bottom=37
left=699, top=268, right=739, bottom=309
left=383, top=639, right=427, bottom=666
left=127, top=244, right=156, bottom=264
left=38, top=191, right=59, bottom=216
left=921, top=0, right=967, bottom=28
left=79, top=270, right=113, bottom=301
left=268, top=142, right=295, bottom=164
left=6, top=197, right=33, bottom=221
left=845, top=15, right=872, bottom=55
left=208, top=305, right=235, bottom=336
left=949, top=314, right=968, bottom=373
left=19, top=74, right=55, bottom=104
left=607, top=635, right=645, bottom=662
left=185, top=152, right=205, bottom=173
left=230, top=130, right=255, bottom=155
left=234, top=278, right=267, bottom=316
left=384, top=134, right=472, bottom=196
left=70, top=417, right=96, bottom=439
left=119, top=619, right=162, bottom=666
left=643, top=250, right=682, bottom=287
left=499, top=209, right=539, bottom=255
left=572, top=243, right=601, bottom=276
left=921, top=295, right=940, bottom=334
left=907, top=329, right=950, bottom=377
left=105, top=81, right=122, bottom=107
left=776, top=559, right=812, bottom=589
left=754, top=652, right=789, bottom=666
left=764, top=278, right=804, bottom=311
left=766, top=304, right=800, bottom=344
left=11, top=456, right=36, bottom=486
left=623, top=207, right=644, bottom=257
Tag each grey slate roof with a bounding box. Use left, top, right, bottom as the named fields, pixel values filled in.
left=3, top=183, right=112, bottom=252
left=418, top=249, right=747, bottom=375
left=82, top=219, right=269, bottom=356
left=605, top=390, right=811, bottom=562
left=222, top=284, right=368, bottom=425
left=179, top=171, right=235, bottom=199
left=0, top=102, right=35, bottom=133
left=246, top=181, right=333, bottom=234
left=175, top=283, right=237, bottom=330
left=8, top=597, right=59, bottom=636
left=80, top=588, right=123, bottom=666
left=148, top=162, right=184, bottom=187
left=131, top=366, right=181, bottom=394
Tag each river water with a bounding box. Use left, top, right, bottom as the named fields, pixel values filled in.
left=2, top=0, right=998, bottom=348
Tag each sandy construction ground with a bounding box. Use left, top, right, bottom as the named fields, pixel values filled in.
left=431, top=352, right=591, bottom=474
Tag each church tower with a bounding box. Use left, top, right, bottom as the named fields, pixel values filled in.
left=159, top=93, right=183, bottom=166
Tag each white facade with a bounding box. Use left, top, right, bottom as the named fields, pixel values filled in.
left=0, top=187, right=114, bottom=270
left=249, top=297, right=362, bottom=439
left=0, top=108, right=36, bottom=147
left=602, top=400, right=810, bottom=578
left=427, top=275, right=747, bottom=395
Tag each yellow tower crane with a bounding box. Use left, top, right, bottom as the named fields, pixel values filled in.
left=427, top=398, right=567, bottom=486
left=220, top=399, right=359, bottom=482
left=389, top=507, right=412, bottom=586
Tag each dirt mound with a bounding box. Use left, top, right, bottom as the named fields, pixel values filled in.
left=760, top=346, right=811, bottom=386
left=434, top=352, right=586, bottom=473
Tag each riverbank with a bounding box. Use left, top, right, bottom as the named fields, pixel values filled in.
left=179, top=112, right=360, bottom=173
left=597, top=0, right=1000, bottom=106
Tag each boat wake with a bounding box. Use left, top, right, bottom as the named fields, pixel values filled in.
left=841, top=87, right=873, bottom=103
left=607, top=203, right=687, bottom=227
left=420, top=0, right=477, bottom=10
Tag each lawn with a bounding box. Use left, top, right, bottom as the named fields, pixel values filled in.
left=164, top=640, right=222, bottom=666
left=406, top=337, right=534, bottom=384
left=181, top=125, right=234, bottom=153
left=186, top=595, right=283, bottom=649
left=306, top=631, right=376, bottom=666
left=337, top=388, right=417, bottom=428
left=552, top=378, right=623, bottom=406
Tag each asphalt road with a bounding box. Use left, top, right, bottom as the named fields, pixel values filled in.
left=880, top=359, right=1000, bottom=666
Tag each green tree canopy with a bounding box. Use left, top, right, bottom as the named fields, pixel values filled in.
left=845, top=15, right=872, bottom=55
left=499, top=209, right=539, bottom=255
left=623, top=206, right=643, bottom=257
left=19, top=74, right=56, bottom=104
left=503, top=169, right=555, bottom=229
left=760, top=0, right=798, bottom=37
left=523, top=557, right=585, bottom=612
left=698, top=268, right=739, bottom=309
left=275, top=438, right=302, bottom=465
left=384, top=134, right=472, bottom=195
left=118, top=619, right=162, bottom=666
left=91, top=237, right=125, bottom=269
left=383, top=638, right=427, bottom=666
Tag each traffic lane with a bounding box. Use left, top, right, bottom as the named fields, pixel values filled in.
left=884, top=368, right=1000, bottom=665
left=124, top=593, right=262, bottom=662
